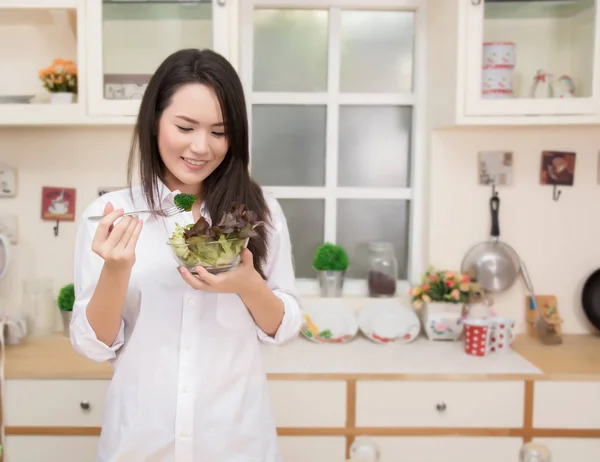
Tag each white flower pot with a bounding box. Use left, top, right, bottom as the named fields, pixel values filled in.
left=50, top=92, right=74, bottom=104
left=421, top=301, right=465, bottom=341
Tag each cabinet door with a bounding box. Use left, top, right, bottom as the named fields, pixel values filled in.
left=368, top=436, right=522, bottom=462
left=86, top=0, right=233, bottom=116
left=278, top=437, right=346, bottom=462
left=3, top=436, right=99, bottom=462
left=533, top=438, right=600, bottom=462
left=463, top=0, right=600, bottom=117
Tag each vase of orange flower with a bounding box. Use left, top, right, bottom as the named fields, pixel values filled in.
left=39, top=59, right=78, bottom=104
left=410, top=267, right=479, bottom=341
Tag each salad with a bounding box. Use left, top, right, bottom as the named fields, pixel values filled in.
left=168, top=199, right=264, bottom=270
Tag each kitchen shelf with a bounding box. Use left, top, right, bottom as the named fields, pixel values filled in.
left=485, top=0, right=594, bottom=19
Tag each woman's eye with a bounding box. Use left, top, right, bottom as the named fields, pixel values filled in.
left=212, top=132, right=225, bottom=137
left=176, top=125, right=193, bottom=132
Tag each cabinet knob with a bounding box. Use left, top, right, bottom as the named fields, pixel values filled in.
left=216, top=0, right=226, bottom=6
left=80, top=401, right=91, bottom=411
left=436, top=402, right=447, bottom=412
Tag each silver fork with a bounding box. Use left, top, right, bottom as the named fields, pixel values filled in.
left=87, top=205, right=184, bottom=222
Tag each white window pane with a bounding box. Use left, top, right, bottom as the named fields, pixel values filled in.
left=336, top=199, right=409, bottom=279
left=340, top=10, right=414, bottom=93
left=278, top=199, right=325, bottom=279
left=251, top=105, right=326, bottom=187
left=338, top=106, right=412, bottom=188
left=253, top=9, right=328, bottom=92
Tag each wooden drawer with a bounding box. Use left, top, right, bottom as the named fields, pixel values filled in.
left=4, top=380, right=109, bottom=427
left=268, top=380, right=346, bottom=427
left=369, top=436, right=522, bottom=462
left=356, top=381, right=524, bottom=428
left=4, top=436, right=99, bottom=462
left=533, top=382, right=600, bottom=429
left=278, top=436, right=346, bottom=462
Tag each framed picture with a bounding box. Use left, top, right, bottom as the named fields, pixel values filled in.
left=478, top=151, right=513, bottom=186
left=41, top=187, right=76, bottom=222
left=540, top=151, right=576, bottom=186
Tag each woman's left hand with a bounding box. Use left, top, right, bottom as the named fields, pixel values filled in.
left=179, top=248, right=261, bottom=295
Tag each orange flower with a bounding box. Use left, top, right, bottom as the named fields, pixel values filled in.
left=461, top=274, right=470, bottom=283
left=422, top=283, right=430, bottom=291
left=451, top=289, right=460, bottom=300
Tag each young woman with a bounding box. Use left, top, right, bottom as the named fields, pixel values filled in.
left=70, top=48, right=302, bottom=461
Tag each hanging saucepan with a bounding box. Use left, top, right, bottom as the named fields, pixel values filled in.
left=581, top=268, right=600, bottom=331
left=461, top=194, right=521, bottom=293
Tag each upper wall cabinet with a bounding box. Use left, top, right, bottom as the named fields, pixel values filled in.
left=429, top=0, right=600, bottom=126
left=86, top=0, right=231, bottom=116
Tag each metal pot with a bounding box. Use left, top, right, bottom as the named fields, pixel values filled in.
left=316, top=271, right=345, bottom=297
left=461, top=194, right=520, bottom=293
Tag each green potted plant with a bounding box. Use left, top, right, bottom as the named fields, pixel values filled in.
left=312, top=243, right=349, bottom=297
left=57, top=283, right=75, bottom=337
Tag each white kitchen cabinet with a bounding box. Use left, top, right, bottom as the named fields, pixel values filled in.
left=3, top=436, right=99, bottom=462
left=368, top=436, right=523, bottom=462
left=428, top=0, right=600, bottom=126
left=533, top=381, right=600, bottom=429
left=533, top=438, right=600, bottom=462
left=85, top=0, right=234, bottom=117
left=3, top=379, right=109, bottom=427
left=269, top=380, right=347, bottom=428
left=356, top=380, right=524, bottom=428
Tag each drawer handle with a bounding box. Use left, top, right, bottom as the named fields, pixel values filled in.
left=436, top=402, right=447, bottom=412
left=80, top=401, right=91, bottom=411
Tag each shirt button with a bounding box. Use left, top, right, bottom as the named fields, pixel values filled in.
left=181, top=430, right=188, bottom=437
left=183, top=387, right=188, bottom=394
left=189, top=299, right=195, bottom=305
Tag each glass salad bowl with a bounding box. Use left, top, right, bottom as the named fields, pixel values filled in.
left=167, top=236, right=249, bottom=275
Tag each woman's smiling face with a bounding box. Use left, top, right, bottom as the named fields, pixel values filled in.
left=158, top=82, right=229, bottom=195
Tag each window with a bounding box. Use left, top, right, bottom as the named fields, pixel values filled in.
left=240, top=0, right=426, bottom=295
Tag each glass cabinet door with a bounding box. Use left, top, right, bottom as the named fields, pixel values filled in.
left=464, top=0, right=600, bottom=116
left=87, top=0, right=230, bottom=116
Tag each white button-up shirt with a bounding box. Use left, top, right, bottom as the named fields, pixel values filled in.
left=70, top=181, right=302, bottom=462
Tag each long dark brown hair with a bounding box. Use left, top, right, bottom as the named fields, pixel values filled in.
left=127, top=48, right=271, bottom=278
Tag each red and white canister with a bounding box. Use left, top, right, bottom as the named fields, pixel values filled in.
left=482, top=42, right=516, bottom=68
left=463, top=318, right=492, bottom=357
left=490, top=316, right=515, bottom=353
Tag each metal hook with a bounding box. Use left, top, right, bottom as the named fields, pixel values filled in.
left=491, top=181, right=498, bottom=198
left=53, top=220, right=60, bottom=237
left=552, top=184, right=561, bottom=201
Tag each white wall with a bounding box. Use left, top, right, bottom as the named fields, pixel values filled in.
left=429, top=126, right=600, bottom=334
left=0, top=126, right=132, bottom=328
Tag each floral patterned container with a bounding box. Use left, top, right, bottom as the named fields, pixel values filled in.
left=421, top=302, right=464, bottom=341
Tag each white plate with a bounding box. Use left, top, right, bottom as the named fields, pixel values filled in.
left=358, top=299, right=421, bottom=344
left=300, top=303, right=358, bottom=344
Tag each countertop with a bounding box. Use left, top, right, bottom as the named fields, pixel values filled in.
left=4, top=333, right=600, bottom=381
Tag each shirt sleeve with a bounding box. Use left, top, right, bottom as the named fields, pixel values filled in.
left=70, top=197, right=125, bottom=363
left=256, top=197, right=303, bottom=345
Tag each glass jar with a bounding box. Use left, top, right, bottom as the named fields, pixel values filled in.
left=519, top=442, right=551, bottom=462
left=21, top=278, right=55, bottom=338
left=367, top=242, right=398, bottom=297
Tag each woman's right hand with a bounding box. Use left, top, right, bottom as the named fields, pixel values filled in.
left=92, top=202, right=143, bottom=270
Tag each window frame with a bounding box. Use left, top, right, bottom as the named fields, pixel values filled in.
left=239, top=0, right=428, bottom=296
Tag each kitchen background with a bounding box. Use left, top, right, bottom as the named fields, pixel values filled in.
left=2, top=124, right=600, bottom=334
left=1, top=0, right=600, bottom=336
